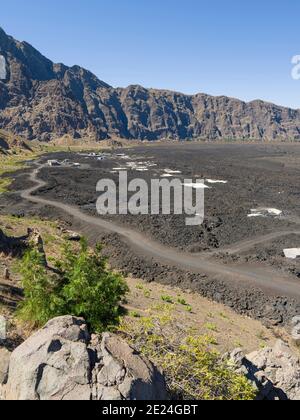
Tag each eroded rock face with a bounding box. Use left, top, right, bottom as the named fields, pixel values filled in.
left=0, top=27, right=300, bottom=142
left=291, top=317, right=300, bottom=347
left=3, top=316, right=167, bottom=401
left=0, top=347, right=11, bottom=400
left=230, top=340, right=300, bottom=400
left=26, top=228, right=47, bottom=265
left=0, top=348, right=10, bottom=385
left=0, top=227, right=45, bottom=258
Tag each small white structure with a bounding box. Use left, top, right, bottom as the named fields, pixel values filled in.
left=164, top=169, right=182, bottom=174
left=47, top=160, right=61, bottom=167
left=265, top=208, right=282, bottom=216
left=247, top=208, right=283, bottom=218
left=182, top=182, right=210, bottom=189
left=247, top=213, right=264, bottom=218
left=283, top=249, right=300, bottom=259
left=206, top=179, right=228, bottom=184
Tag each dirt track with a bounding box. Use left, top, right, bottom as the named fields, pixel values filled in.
left=20, top=164, right=300, bottom=300
left=207, top=230, right=300, bottom=256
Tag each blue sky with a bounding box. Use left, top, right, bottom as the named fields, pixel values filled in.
left=1, top=0, right=300, bottom=108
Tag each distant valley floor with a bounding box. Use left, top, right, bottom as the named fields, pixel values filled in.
left=1, top=142, right=300, bottom=325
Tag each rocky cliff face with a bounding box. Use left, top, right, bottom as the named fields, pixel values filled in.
left=1, top=27, right=300, bottom=142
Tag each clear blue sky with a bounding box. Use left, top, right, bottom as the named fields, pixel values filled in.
left=1, top=0, right=300, bottom=108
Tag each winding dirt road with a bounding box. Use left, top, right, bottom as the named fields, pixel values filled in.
left=21, top=165, right=300, bottom=299
left=203, top=229, right=300, bottom=257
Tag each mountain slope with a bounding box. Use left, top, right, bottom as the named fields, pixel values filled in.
left=0, top=27, right=300, bottom=141
left=0, top=129, right=31, bottom=153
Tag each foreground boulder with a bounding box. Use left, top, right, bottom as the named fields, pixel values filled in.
left=3, top=316, right=167, bottom=401
left=230, top=340, right=300, bottom=400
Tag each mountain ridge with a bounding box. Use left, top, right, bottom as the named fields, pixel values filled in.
left=0, top=27, right=300, bottom=142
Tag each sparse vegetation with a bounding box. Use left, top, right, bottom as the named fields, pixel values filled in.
left=17, top=239, right=128, bottom=332
left=0, top=135, right=40, bottom=192
left=143, top=288, right=151, bottom=298
left=177, top=297, right=187, bottom=306
left=119, top=304, right=256, bottom=400
left=161, top=295, right=174, bottom=304
left=257, top=330, right=269, bottom=342
left=0, top=213, right=274, bottom=400
left=219, top=312, right=229, bottom=320
left=205, top=323, right=219, bottom=333
left=129, top=311, right=141, bottom=319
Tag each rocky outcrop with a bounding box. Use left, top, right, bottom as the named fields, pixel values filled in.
left=291, top=316, right=300, bottom=346
left=2, top=316, right=168, bottom=401
left=0, top=348, right=10, bottom=385
left=229, top=340, right=300, bottom=400
left=0, top=27, right=300, bottom=142
left=0, top=227, right=45, bottom=258
left=26, top=228, right=47, bottom=264
left=0, top=348, right=10, bottom=400
left=0, top=129, right=30, bottom=152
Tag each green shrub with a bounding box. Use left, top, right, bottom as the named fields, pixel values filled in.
left=18, top=239, right=128, bottom=332
left=143, top=289, right=151, bottom=298
left=119, top=304, right=256, bottom=401
left=204, top=323, right=218, bottom=332
left=161, top=295, right=174, bottom=304
left=177, top=297, right=187, bottom=306
left=17, top=248, right=57, bottom=326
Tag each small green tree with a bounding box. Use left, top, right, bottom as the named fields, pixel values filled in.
left=18, top=239, right=128, bottom=332
left=55, top=239, right=129, bottom=332
left=18, top=248, right=61, bottom=326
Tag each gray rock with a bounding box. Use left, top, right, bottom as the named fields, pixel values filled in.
left=229, top=340, right=300, bottom=400
left=292, top=325, right=300, bottom=347
left=0, top=316, right=6, bottom=343
left=291, top=316, right=300, bottom=328
left=26, top=228, right=47, bottom=265
left=3, top=267, right=10, bottom=280
left=291, top=317, right=300, bottom=347
left=65, top=231, right=81, bottom=242
left=4, top=316, right=168, bottom=401
left=5, top=316, right=91, bottom=400
left=98, top=333, right=167, bottom=400
left=228, top=348, right=245, bottom=367
left=0, top=348, right=10, bottom=385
